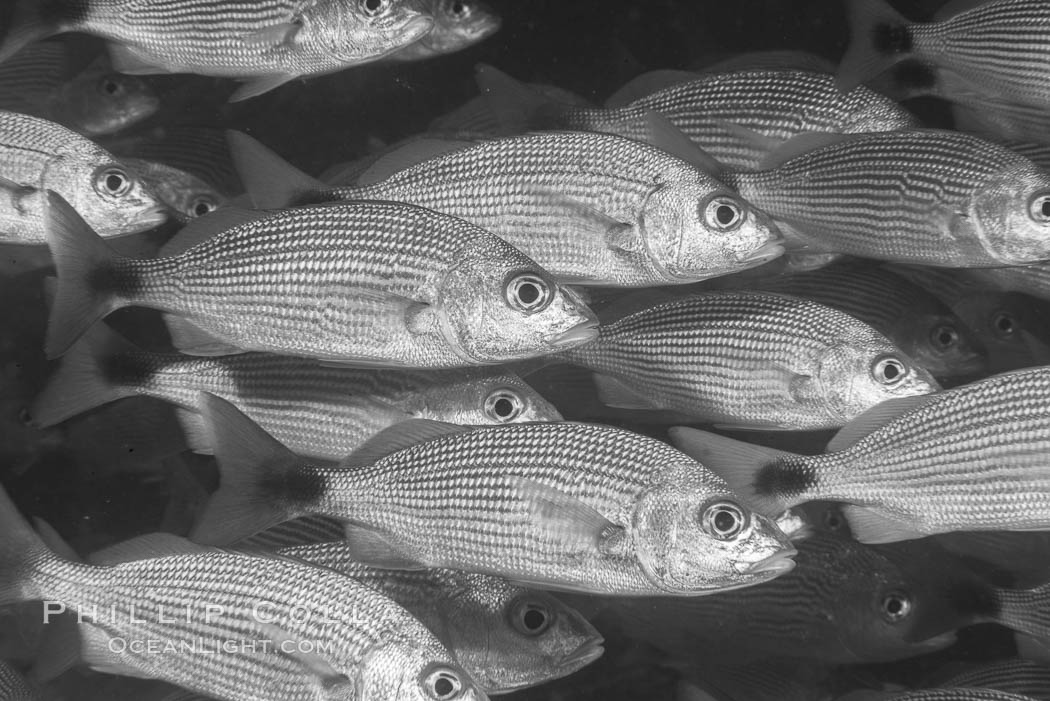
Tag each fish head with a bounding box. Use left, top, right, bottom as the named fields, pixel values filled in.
left=437, top=240, right=598, bottom=364
left=971, top=164, right=1050, bottom=265
left=63, top=153, right=170, bottom=236
left=814, top=341, right=939, bottom=424
left=67, top=71, right=161, bottom=137
left=124, top=159, right=226, bottom=223
left=893, top=311, right=987, bottom=380
left=310, top=0, right=435, bottom=62
left=952, top=291, right=1050, bottom=373
left=630, top=463, right=797, bottom=594
left=436, top=574, right=603, bottom=693
left=421, top=0, right=502, bottom=54
left=642, top=179, right=784, bottom=281
left=412, top=370, right=563, bottom=425
left=361, top=642, right=487, bottom=701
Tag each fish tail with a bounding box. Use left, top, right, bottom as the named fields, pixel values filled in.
left=0, top=485, right=51, bottom=605
left=668, top=426, right=814, bottom=518
left=190, top=393, right=311, bottom=546
left=226, top=130, right=325, bottom=209
left=473, top=63, right=570, bottom=132
left=995, top=583, right=1050, bottom=641
left=837, top=0, right=914, bottom=92
left=0, top=0, right=83, bottom=64
left=43, top=193, right=130, bottom=360
left=31, top=324, right=140, bottom=428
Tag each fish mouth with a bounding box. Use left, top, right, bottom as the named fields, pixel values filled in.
left=550, top=319, right=599, bottom=348
left=559, top=637, right=605, bottom=669
left=737, top=239, right=785, bottom=266
left=742, top=548, right=798, bottom=576
left=399, top=15, right=436, bottom=42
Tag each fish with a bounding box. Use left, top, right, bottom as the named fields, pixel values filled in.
left=123, top=159, right=227, bottom=222
left=0, top=43, right=159, bottom=137
left=31, top=324, right=563, bottom=462
left=841, top=690, right=1040, bottom=701
left=722, top=129, right=1050, bottom=267
left=585, top=531, right=961, bottom=665
left=561, top=290, right=940, bottom=430
left=838, top=0, right=1050, bottom=112
left=103, top=127, right=242, bottom=198
left=385, top=0, right=501, bottom=62
left=0, top=660, right=37, bottom=701
left=0, top=486, right=488, bottom=701
left=42, top=193, right=598, bottom=367
left=191, top=393, right=797, bottom=596
left=476, top=65, right=917, bottom=171
left=671, top=365, right=1050, bottom=544
left=0, top=111, right=167, bottom=243
left=278, top=540, right=604, bottom=694
left=0, top=0, right=436, bottom=102
left=734, top=261, right=988, bottom=382
left=230, top=129, right=784, bottom=287
left=931, top=660, right=1050, bottom=700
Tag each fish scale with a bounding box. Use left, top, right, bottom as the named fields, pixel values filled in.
left=319, top=131, right=779, bottom=286
left=724, top=129, right=1050, bottom=266
left=557, top=70, right=917, bottom=170
left=563, top=291, right=938, bottom=430
left=0, top=661, right=35, bottom=701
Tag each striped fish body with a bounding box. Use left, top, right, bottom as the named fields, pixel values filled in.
left=558, top=70, right=917, bottom=171
left=8, top=0, right=434, bottom=99
left=44, top=198, right=597, bottom=367
left=32, top=327, right=562, bottom=461
left=750, top=262, right=987, bottom=380
left=325, top=132, right=781, bottom=287
left=563, top=291, right=939, bottom=430
left=725, top=130, right=1050, bottom=267
left=279, top=541, right=603, bottom=694
left=0, top=111, right=165, bottom=242
left=0, top=661, right=37, bottom=701
left=386, top=0, right=500, bottom=62
left=935, top=660, right=1050, bottom=698
left=877, top=690, right=1039, bottom=701
left=595, top=532, right=958, bottom=665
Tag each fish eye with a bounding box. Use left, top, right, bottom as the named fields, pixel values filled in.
left=992, top=311, right=1016, bottom=338
left=94, top=167, right=133, bottom=197
left=702, top=196, right=744, bottom=232
left=698, top=500, right=748, bottom=540
left=509, top=597, right=552, bottom=636
left=450, top=0, right=471, bottom=18
left=484, top=388, right=525, bottom=423
left=421, top=666, right=464, bottom=701
left=362, top=0, right=388, bottom=16
left=97, top=76, right=124, bottom=97
left=823, top=509, right=844, bottom=532
left=871, top=355, right=907, bottom=385
left=190, top=196, right=218, bottom=218
left=505, top=272, right=553, bottom=315
left=880, top=591, right=912, bottom=623
left=929, top=324, right=960, bottom=351
left=1029, top=192, right=1050, bottom=223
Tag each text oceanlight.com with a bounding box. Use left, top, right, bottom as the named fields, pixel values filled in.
left=107, top=638, right=335, bottom=655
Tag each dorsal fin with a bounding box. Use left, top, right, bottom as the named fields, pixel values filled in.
left=88, top=533, right=218, bottom=565
left=642, top=111, right=724, bottom=178
left=340, top=419, right=473, bottom=468
left=603, top=69, right=702, bottom=108
left=758, top=132, right=860, bottom=170
left=354, top=137, right=479, bottom=186
left=825, top=394, right=937, bottom=452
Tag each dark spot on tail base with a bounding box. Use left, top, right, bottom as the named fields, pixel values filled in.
left=891, top=60, right=936, bottom=90
left=261, top=466, right=327, bottom=507
left=873, top=23, right=912, bottom=54
left=99, top=352, right=153, bottom=386
left=88, top=262, right=142, bottom=297
left=943, top=578, right=1000, bottom=619
left=754, top=458, right=818, bottom=498
left=41, top=0, right=90, bottom=24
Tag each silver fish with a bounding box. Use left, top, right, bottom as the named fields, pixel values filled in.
left=31, top=324, right=563, bottom=462
left=104, top=127, right=242, bottom=198
left=0, top=0, right=435, bottom=102
left=0, top=111, right=167, bottom=243
left=476, top=65, right=916, bottom=171
left=672, top=366, right=1050, bottom=544
left=0, top=661, right=37, bottom=701
left=280, top=540, right=604, bottom=694
left=124, top=158, right=226, bottom=222
left=232, top=130, right=783, bottom=287
left=853, top=690, right=1038, bottom=701
left=723, top=129, right=1050, bottom=267
left=42, top=194, right=598, bottom=367
left=562, top=291, right=939, bottom=430
left=192, top=394, right=797, bottom=596
left=0, top=486, right=487, bottom=701
left=387, top=0, right=501, bottom=62
left=934, top=660, right=1050, bottom=699
left=839, top=0, right=1050, bottom=111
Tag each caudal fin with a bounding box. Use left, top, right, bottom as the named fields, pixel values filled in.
left=667, top=427, right=814, bottom=517
left=0, top=484, right=51, bottom=605
left=190, top=393, right=312, bottom=546
left=43, top=193, right=129, bottom=359
left=837, top=0, right=914, bottom=91
left=31, top=324, right=141, bottom=427
left=0, top=0, right=78, bottom=64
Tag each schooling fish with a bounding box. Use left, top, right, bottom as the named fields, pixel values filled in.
left=722, top=130, right=1050, bottom=267
left=123, top=159, right=226, bottom=222
left=0, top=0, right=436, bottom=102
left=191, top=394, right=797, bottom=596
left=933, top=660, right=1050, bottom=700
left=0, top=486, right=487, bottom=701
left=671, top=366, right=1050, bottom=544
left=0, top=111, right=167, bottom=243
left=279, top=540, right=604, bottom=694
left=31, top=324, right=562, bottom=462
left=561, top=290, right=939, bottom=430
left=42, top=194, right=597, bottom=367
left=0, top=661, right=37, bottom=701
left=386, top=0, right=500, bottom=62
left=476, top=66, right=916, bottom=171
left=842, top=690, right=1040, bottom=701
left=230, top=129, right=783, bottom=287
left=839, top=0, right=1050, bottom=112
